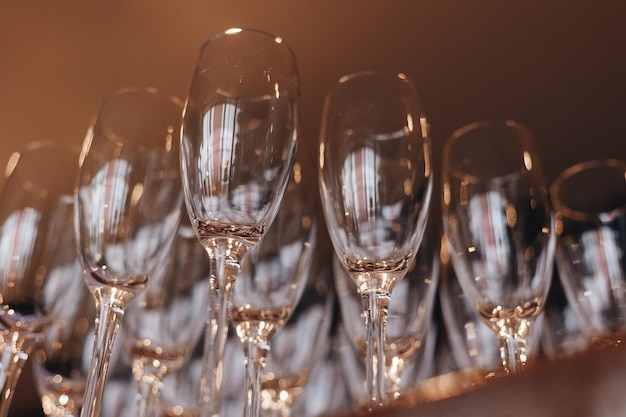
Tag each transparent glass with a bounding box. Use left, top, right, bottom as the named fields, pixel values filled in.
left=440, top=234, right=544, bottom=372
left=551, top=158, right=626, bottom=349
left=0, top=141, right=80, bottom=417
left=439, top=235, right=500, bottom=372
left=123, top=223, right=211, bottom=417
left=333, top=231, right=439, bottom=404
left=292, top=331, right=353, bottom=417
left=335, top=319, right=437, bottom=412
left=319, top=71, right=432, bottom=409
left=34, top=276, right=94, bottom=417
left=75, top=87, right=184, bottom=417
left=230, top=169, right=317, bottom=417
left=540, top=269, right=588, bottom=359
left=441, top=120, right=555, bottom=375
left=259, top=261, right=335, bottom=417
left=180, top=28, right=300, bottom=417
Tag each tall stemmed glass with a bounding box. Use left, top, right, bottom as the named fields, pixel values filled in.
left=0, top=141, right=80, bottom=417
left=318, top=71, right=433, bottom=409
left=180, top=28, right=300, bottom=417
left=75, top=87, right=184, bottom=417
left=550, top=159, right=626, bottom=348
left=441, top=120, right=555, bottom=376
left=123, top=221, right=211, bottom=417
left=259, top=260, right=335, bottom=417
left=231, top=165, right=317, bottom=417
left=34, top=274, right=94, bottom=417
left=333, top=230, right=439, bottom=403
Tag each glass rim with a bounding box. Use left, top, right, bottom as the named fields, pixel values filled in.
left=5, top=140, right=80, bottom=180
left=81, top=86, right=183, bottom=167
left=325, top=70, right=420, bottom=106
left=100, top=86, right=184, bottom=110
left=550, top=158, right=626, bottom=222
left=197, top=27, right=298, bottom=66
left=443, top=119, right=538, bottom=183
left=334, top=69, right=416, bottom=86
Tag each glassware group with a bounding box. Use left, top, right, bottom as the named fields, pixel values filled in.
left=0, top=24, right=622, bottom=417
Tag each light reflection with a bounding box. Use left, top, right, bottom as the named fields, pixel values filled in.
left=523, top=151, right=533, bottom=171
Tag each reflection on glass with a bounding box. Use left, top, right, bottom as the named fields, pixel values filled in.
left=442, top=121, right=555, bottom=375
left=551, top=158, right=626, bottom=349
left=0, top=142, right=81, bottom=417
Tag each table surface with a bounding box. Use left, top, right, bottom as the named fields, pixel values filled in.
left=343, top=343, right=626, bottom=417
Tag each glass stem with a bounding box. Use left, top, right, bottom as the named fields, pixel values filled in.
left=241, top=330, right=270, bottom=417
left=198, top=241, right=238, bottom=417
left=80, top=287, right=131, bottom=417
left=360, top=285, right=391, bottom=411
left=496, top=318, right=528, bottom=374
left=132, top=358, right=167, bottom=417
left=0, top=330, right=34, bottom=417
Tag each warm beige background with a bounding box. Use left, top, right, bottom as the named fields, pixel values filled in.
left=2, top=2, right=626, bottom=416
left=2, top=2, right=626, bottom=182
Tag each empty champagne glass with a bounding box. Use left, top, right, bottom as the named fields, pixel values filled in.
left=336, top=318, right=438, bottom=412
left=123, top=222, right=211, bottom=417
left=180, top=28, right=300, bottom=417
left=230, top=168, right=317, bottom=417
left=539, top=269, right=588, bottom=359
left=0, top=141, right=81, bottom=417
left=439, top=234, right=544, bottom=372
left=259, top=260, right=335, bottom=417
left=34, top=276, right=95, bottom=417
left=333, top=230, right=439, bottom=404
left=439, top=235, right=500, bottom=373
left=550, top=158, right=626, bottom=348
left=75, top=87, right=184, bottom=417
left=319, top=71, right=432, bottom=409
left=442, top=120, right=555, bottom=375
left=294, top=329, right=353, bottom=417
left=159, top=323, right=244, bottom=417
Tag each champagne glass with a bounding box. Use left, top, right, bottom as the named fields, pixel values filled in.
left=332, top=230, right=439, bottom=402
left=230, top=167, right=318, bottom=417
left=294, top=330, right=353, bottom=417
left=335, top=318, right=437, bottom=412
left=439, top=234, right=544, bottom=372
left=0, top=141, right=80, bottom=417
left=180, top=28, right=300, bottom=417
left=259, top=259, right=335, bottom=417
left=539, top=269, right=588, bottom=359
left=550, top=159, right=626, bottom=348
left=441, top=120, right=555, bottom=376
left=123, top=221, right=211, bottom=417
left=439, top=234, right=500, bottom=372
left=34, top=274, right=94, bottom=417
left=318, top=71, right=432, bottom=409
left=75, top=87, right=184, bottom=417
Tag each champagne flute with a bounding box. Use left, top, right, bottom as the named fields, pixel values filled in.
left=34, top=275, right=94, bottom=417
left=333, top=230, right=439, bottom=402
left=230, top=167, right=317, bottom=417
left=318, top=71, right=433, bottom=409
left=441, top=120, right=555, bottom=375
left=439, top=235, right=500, bottom=373
left=550, top=159, right=626, bottom=348
left=539, top=269, right=588, bottom=359
left=259, top=259, right=335, bottom=417
left=180, top=28, right=300, bottom=417
left=75, top=87, right=184, bottom=417
left=0, top=141, right=80, bottom=417
left=439, top=234, right=544, bottom=372
left=123, top=221, right=211, bottom=417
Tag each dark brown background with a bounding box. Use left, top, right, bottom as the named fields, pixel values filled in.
left=2, top=1, right=626, bottom=416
